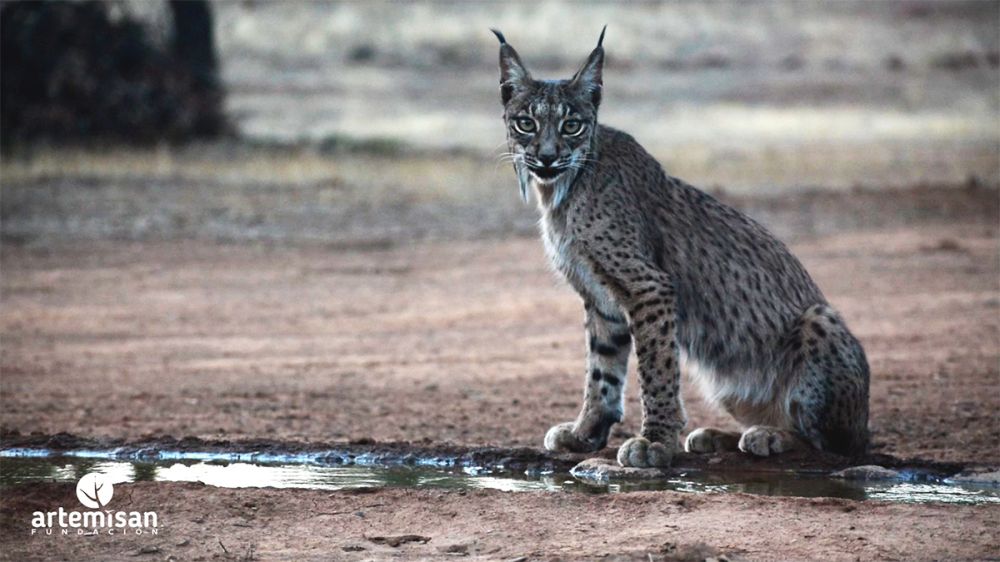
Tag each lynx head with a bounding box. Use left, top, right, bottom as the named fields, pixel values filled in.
left=492, top=27, right=605, bottom=207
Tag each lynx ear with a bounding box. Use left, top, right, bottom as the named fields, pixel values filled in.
left=491, top=29, right=531, bottom=105
left=570, top=26, right=605, bottom=108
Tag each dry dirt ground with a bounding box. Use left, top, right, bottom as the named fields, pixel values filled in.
left=2, top=481, right=997, bottom=562
left=1, top=190, right=999, bottom=560
left=2, top=217, right=998, bottom=462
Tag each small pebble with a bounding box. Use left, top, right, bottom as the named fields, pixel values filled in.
left=831, top=465, right=901, bottom=481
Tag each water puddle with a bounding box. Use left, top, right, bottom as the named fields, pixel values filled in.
left=2, top=450, right=998, bottom=505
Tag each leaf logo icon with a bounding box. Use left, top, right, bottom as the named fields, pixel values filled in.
left=76, top=473, right=114, bottom=509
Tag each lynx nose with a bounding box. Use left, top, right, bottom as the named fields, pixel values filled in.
left=538, top=153, right=557, bottom=167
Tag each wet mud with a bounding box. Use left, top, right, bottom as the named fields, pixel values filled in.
left=3, top=452, right=999, bottom=506
left=5, top=431, right=997, bottom=501
left=0, top=430, right=977, bottom=477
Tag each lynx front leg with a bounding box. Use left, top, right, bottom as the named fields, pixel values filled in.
left=579, top=250, right=686, bottom=467
left=544, top=303, right=631, bottom=453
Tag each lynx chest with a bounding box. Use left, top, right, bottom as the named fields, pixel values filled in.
left=540, top=214, right=619, bottom=315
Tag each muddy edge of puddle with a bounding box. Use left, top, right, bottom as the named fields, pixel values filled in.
left=0, top=430, right=982, bottom=480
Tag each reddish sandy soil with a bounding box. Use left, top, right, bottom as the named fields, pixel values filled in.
left=1, top=191, right=999, bottom=560
left=2, top=225, right=997, bottom=462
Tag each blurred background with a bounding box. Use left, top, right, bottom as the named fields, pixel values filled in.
left=2, top=0, right=998, bottom=243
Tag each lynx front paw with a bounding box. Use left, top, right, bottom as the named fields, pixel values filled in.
left=544, top=422, right=602, bottom=453
left=616, top=436, right=675, bottom=468
left=738, top=425, right=799, bottom=457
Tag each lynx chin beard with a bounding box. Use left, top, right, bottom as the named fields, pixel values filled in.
left=519, top=163, right=578, bottom=209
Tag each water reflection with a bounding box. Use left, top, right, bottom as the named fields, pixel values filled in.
left=1, top=456, right=997, bottom=505
left=132, top=462, right=157, bottom=482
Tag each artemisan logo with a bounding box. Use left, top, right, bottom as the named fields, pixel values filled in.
left=30, top=472, right=158, bottom=536
left=76, top=473, right=114, bottom=509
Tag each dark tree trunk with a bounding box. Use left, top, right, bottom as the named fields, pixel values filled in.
left=168, top=0, right=219, bottom=93
left=0, top=0, right=227, bottom=147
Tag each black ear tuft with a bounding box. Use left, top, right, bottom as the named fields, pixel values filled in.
left=494, top=29, right=531, bottom=106
left=597, top=25, right=606, bottom=48
left=570, top=27, right=606, bottom=109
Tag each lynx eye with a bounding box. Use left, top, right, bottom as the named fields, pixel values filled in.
left=513, top=117, right=536, bottom=134
left=561, top=119, right=584, bottom=136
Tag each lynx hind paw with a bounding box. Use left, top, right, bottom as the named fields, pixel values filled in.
left=544, top=422, right=600, bottom=453
left=685, top=427, right=741, bottom=454
left=738, top=425, right=799, bottom=457
left=616, top=436, right=674, bottom=468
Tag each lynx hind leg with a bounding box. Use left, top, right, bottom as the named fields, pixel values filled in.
left=685, top=427, right=741, bottom=453
left=544, top=305, right=631, bottom=453
left=786, top=304, right=871, bottom=457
